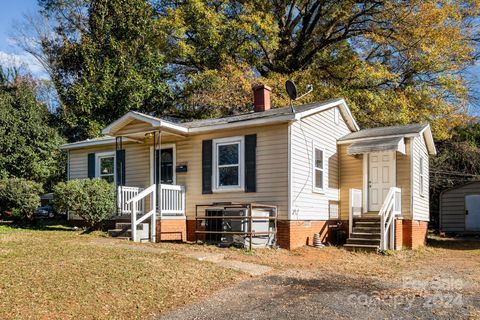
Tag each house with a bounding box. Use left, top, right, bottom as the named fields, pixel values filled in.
left=60, top=85, right=436, bottom=250
left=440, top=181, right=480, bottom=234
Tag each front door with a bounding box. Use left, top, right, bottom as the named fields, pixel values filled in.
left=465, top=195, right=480, bottom=232
left=155, top=148, right=174, bottom=185
left=368, top=151, right=395, bottom=211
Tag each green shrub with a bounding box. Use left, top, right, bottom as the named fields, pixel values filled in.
left=0, top=178, right=43, bottom=220
left=54, top=179, right=115, bottom=228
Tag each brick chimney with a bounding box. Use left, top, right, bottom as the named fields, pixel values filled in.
left=253, top=84, right=272, bottom=112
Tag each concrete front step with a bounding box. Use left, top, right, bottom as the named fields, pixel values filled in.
left=108, top=222, right=150, bottom=241
left=115, top=222, right=149, bottom=230
left=108, top=228, right=133, bottom=237
left=346, top=238, right=381, bottom=246
left=343, top=243, right=379, bottom=252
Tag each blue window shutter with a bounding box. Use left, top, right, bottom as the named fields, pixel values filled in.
left=202, top=140, right=213, bottom=194
left=116, top=149, right=126, bottom=185
left=88, top=153, right=95, bottom=178
left=244, top=134, right=257, bottom=192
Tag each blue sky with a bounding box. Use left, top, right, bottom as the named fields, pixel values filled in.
left=0, top=1, right=479, bottom=115
left=0, top=0, right=46, bottom=78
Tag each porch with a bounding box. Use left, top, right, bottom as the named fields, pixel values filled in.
left=102, top=112, right=190, bottom=242
left=339, top=136, right=410, bottom=251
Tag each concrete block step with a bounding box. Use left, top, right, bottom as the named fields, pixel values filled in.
left=115, top=222, right=148, bottom=231
left=343, top=243, right=379, bottom=252
left=108, top=228, right=132, bottom=237
left=346, top=238, right=381, bottom=246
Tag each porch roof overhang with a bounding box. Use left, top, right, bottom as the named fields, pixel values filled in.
left=347, top=136, right=406, bottom=155
left=101, top=111, right=188, bottom=137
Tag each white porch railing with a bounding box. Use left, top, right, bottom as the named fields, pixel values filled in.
left=117, top=186, right=144, bottom=215
left=118, top=184, right=186, bottom=218
left=159, top=184, right=186, bottom=217
left=126, top=184, right=156, bottom=242
left=349, top=188, right=363, bottom=235
left=378, top=187, right=402, bottom=250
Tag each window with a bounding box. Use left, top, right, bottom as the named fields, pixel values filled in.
left=419, top=157, right=426, bottom=197
left=96, top=152, right=115, bottom=183
left=334, top=107, right=339, bottom=124
left=213, top=137, right=244, bottom=191
left=313, top=145, right=325, bottom=192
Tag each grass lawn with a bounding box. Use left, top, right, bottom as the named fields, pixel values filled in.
left=0, top=223, right=242, bottom=320
left=2, top=222, right=480, bottom=319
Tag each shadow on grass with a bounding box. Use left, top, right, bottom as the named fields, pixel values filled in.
left=0, top=217, right=75, bottom=232
left=427, top=236, right=480, bottom=251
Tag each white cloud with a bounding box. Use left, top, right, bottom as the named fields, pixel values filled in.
left=0, top=50, right=48, bottom=79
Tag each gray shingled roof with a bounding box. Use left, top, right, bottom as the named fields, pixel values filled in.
left=338, top=123, right=428, bottom=141
left=182, top=98, right=344, bottom=128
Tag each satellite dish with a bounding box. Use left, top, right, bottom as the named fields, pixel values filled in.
left=285, top=80, right=297, bottom=101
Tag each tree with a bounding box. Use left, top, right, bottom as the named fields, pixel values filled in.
left=0, top=67, right=65, bottom=188
left=31, top=0, right=480, bottom=140
left=157, top=0, right=480, bottom=139
left=38, top=0, right=173, bottom=141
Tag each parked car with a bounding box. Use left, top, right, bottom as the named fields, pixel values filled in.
left=35, top=205, right=55, bottom=218
left=0, top=211, right=13, bottom=219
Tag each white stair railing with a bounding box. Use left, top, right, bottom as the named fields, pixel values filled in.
left=126, top=184, right=156, bottom=242
left=159, top=184, right=186, bottom=217
left=117, top=186, right=144, bottom=215
left=349, top=188, right=363, bottom=236
left=378, top=187, right=402, bottom=250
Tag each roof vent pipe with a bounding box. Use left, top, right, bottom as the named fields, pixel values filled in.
left=253, top=85, right=272, bottom=112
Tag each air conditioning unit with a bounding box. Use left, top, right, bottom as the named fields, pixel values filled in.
left=204, top=207, right=275, bottom=248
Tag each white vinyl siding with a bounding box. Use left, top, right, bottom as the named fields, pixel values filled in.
left=174, top=124, right=289, bottom=219
left=412, top=134, right=430, bottom=221
left=68, top=143, right=150, bottom=188
left=290, top=106, right=351, bottom=220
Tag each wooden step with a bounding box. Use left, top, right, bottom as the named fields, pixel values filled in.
left=349, top=232, right=381, bottom=239
left=343, top=243, right=379, bottom=252
left=346, top=238, right=381, bottom=246
left=354, top=221, right=380, bottom=227
left=352, top=226, right=381, bottom=233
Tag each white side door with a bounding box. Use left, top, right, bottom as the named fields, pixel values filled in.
left=465, top=195, right=480, bottom=232
left=368, top=151, right=395, bottom=211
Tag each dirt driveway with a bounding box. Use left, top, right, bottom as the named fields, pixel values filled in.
left=158, top=237, right=480, bottom=319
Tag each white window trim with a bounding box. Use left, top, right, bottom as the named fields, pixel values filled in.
left=419, top=156, right=426, bottom=197
left=212, top=136, right=244, bottom=193
left=312, top=143, right=326, bottom=194
left=95, top=151, right=116, bottom=183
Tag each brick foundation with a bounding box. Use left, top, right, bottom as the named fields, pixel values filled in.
left=395, top=219, right=403, bottom=250
left=277, top=220, right=343, bottom=250
left=155, top=218, right=187, bottom=242
left=391, top=219, right=428, bottom=249
left=187, top=219, right=344, bottom=249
